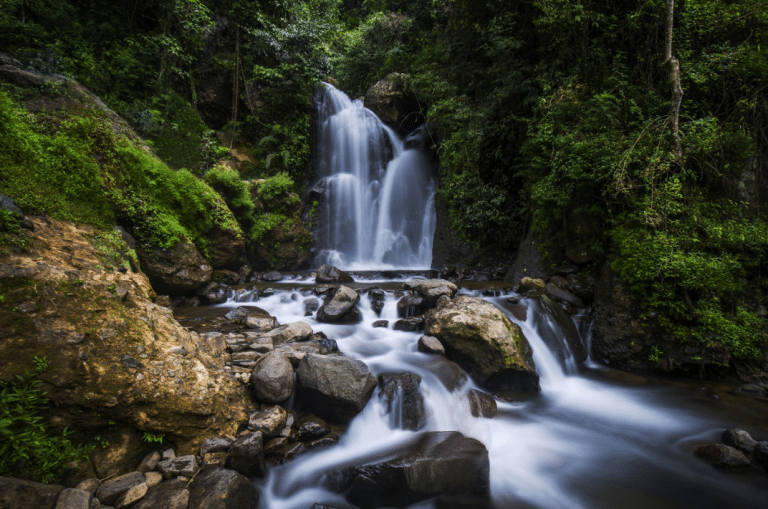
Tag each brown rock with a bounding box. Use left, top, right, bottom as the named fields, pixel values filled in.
left=136, top=241, right=212, bottom=294
left=695, top=444, right=751, bottom=469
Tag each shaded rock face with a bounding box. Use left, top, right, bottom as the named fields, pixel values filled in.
left=534, top=295, right=587, bottom=365
left=0, top=477, right=63, bottom=509
left=334, top=431, right=490, bottom=509
left=226, top=433, right=267, bottom=478
left=206, top=227, right=247, bottom=271
left=363, top=73, right=424, bottom=137
left=315, top=264, right=354, bottom=284
left=564, top=210, right=601, bottom=265
left=505, top=231, right=549, bottom=283
left=296, top=353, right=377, bottom=423
left=425, top=296, right=539, bottom=392
left=316, top=286, right=361, bottom=323
left=137, top=241, right=212, bottom=294
left=188, top=468, right=259, bottom=509
left=133, top=479, right=189, bottom=509
left=378, top=373, right=427, bottom=431
left=0, top=218, right=248, bottom=455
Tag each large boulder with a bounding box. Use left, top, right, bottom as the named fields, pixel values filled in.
left=188, top=468, right=259, bottom=509
left=133, top=480, right=189, bottom=509
left=251, top=350, right=295, bottom=403
left=137, top=241, right=212, bottom=294
left=364, top=72, right=423, bottom=137
left=206, top=227, right=247, bottom=271
left=316, top=286, right=360, bottom=323
left=336, top=431, right=490, bottom=508
left=403, top=279, right=458, bottom=307
left=425, top=296, right=539, bottom=392
left=226, top=432, right=267, bottom=478
left=263, top=321, right=313, bottom=346
left=0, top=477, right=63, bottom=509
left=95, top=471, right=145, bottom=506
left=296, top=354, right=377, bottom=423
left=0, top=218, right=249, bottom=455
left=315, top=264, right=354, bottom=284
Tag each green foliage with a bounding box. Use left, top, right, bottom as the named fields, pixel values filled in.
left=142, top=431, right=165, bottom=444
left=0, top=358, right=93, bottom=483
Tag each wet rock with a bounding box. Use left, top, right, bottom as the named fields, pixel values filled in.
left=197, top=281, right=229, bottom=304
left=545, top=283, right=584, bottom=308
left=722, top=428, right=758, bottom=454
left=156, top=455, right=198, bottom=480
left=369, top=289, right=385, bottom=302
left=54, top=488, right=92, bottom=509
left=200, top=437, right=234, bottom=457
left=264, top=321, right=313, bottom=345
left=536, top=295, right=587, bottom=364
left=0, top=477, right=63, bottom=509
left=136, top=451, right=161, bottom=473
left=226, top=432, right=267, bottom=478
left=251, top=350, right=294, bottom=403
left=371, top=301, right=384, bottom=315
left=339, top=306, right=363, bottom=323
left=262, top=271, right=283, bottom=282
left=695, top=444, right=751, bottom=469
left=393, top=317, right=425, bottom=332
left=372, top=320, right=389, bottom=328
left=319, top=338, right=339, bottom=354
left=754, top=441, right=768, bottom=469
left=403, top=279, right=458, bottom=306
left=519, top=277, right=545, bottom=292
left=468, top=390, right=497, bottom=418
left=566, top=274, right=596, bottom=304
left=417, top=335, right=445, bottom=356
left=225, top=306, right=249, bottom=324
left=137, top=241, right=212, bottom=294
left=248, top=406, right=287, bottom=438
left=260, top=288, right=275, bottom=297
left=296, top=353, right=377, bottom=423
left=304, top=297, right=320, bottom=314
left=296, top=415, right=329, bottom=442
left=315, top=264, right=354, bottom=284
left=133, top=480, right=189, bottom=509
left=397, top=295, right=426, bottom=318
left=188, top=468, right=259, bottom=509
left=95, top=472, right=145, bottom=506
left=378, top=372, right=427, bottom=430
left=502, top=301, right=528, bottom=322
left=425, top=296, right=539, bottom=392
left=316, top=286, right=360, bottom=323
left=339, top=431, right=490, bottom=508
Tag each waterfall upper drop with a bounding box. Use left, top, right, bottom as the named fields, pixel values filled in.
left=312, top=83, right=437, bottom=270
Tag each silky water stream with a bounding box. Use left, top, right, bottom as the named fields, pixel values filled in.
left=182, top=278, right=768, bottom=509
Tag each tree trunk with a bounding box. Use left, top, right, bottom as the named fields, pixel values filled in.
left=665, top=0, right=683, bottom=160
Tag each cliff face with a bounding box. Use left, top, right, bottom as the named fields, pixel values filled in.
left=0, top=216, right=249, bottom=454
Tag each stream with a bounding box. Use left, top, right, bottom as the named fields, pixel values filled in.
left=177, top=275, right=768, bottom=508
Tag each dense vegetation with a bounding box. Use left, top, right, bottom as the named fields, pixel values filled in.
left=1, top=0, right=766, bottom=367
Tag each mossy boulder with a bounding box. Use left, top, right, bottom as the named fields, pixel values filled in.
left=137, top=241, right=213, bottom=295
left=424, top=296, right=539, bottom=392
left=0, top=217, right=249, bottom=455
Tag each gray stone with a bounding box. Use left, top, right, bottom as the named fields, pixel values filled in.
left=372, top=320, right=388, bottom=328
left=0, top=477, right=64, bottom=509
left=74, top=479, right=100, bottom=496
left=545, top=283, right=584, bottom=308
left=114, top=483, right=148, bottom=509
left=95, top=471, right=145, bottom=506
left=695, top=444, right=751, bottom=469
left=403, top=279, right=458, bottom=306
left=226, top=433, right=267, bottom=478
left=133, top=480, right=189, bottom=509
left=188, top=468, right=259, bottom=509
left=468, top=390, right=497, bottom=418
left=315, top=264, right=354, bottom=284
left=393, top=317, right=425, bottom=332
left=162, top=448, right=176, bottom=460
left=397, top=295, right=426, bottom=318
left=316, top=286, right=360, bottom=323
left=156, top=455, right=198, bottom=480
left=137, top=451, right=161, bottom=473
left=251, top=350, right=294, bottom=403
left=248, top=405, right=288, bottom=437
left=296, top=415, right=329, bottom=442
left=245, top=316, right=277, bottom=331
left=55, top=488, right=92, bottom=509
left=722, top=428, right=758, bottom=454
left=145, top=472, right=163, bottom=488
left=225, top=307, right=249, bottom=324
left=200, top=437, right=234, bottom=457
left=378, top=372, right=426, bottom=431
left=296, top=353, right=377, bottom=423
left=417, top=336, right=445, bottom=356
left=265, top=321, right=313, bottom=345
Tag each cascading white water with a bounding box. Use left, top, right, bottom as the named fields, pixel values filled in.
left=212, top=286, right=768, bottom=509
left=313, top=84, right=436, bottom=269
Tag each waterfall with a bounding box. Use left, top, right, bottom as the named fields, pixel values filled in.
left=313, top=83, right=437, bottom=270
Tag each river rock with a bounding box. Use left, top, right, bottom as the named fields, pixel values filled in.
left=197, top=281, right=229, bottom=304
left=0, top=477, right=63, bottom=509
left=200, top=437, right=234, bottom=457
left=397, top=295, right=426, bottom=318
left=248, top=405, right=287, bottom=437
left=156, top=455, right=198, bottom=479
left=316, top=286, right=360, bottom=323
left=567, top=274, right=596, bottom=304
left=372, top=320, right=388, bottom=328
left=136, top=451, right=161, bottom=473
left=417, top=335, right=445, bottom=356
left=393, top=317, right=425, bottom=332
left=296, top=353, right=377, bottom=423
left=404, top=279, right=458, bottom=306
left=519, top=277, right=545, bottom=292
left=695, top=444, right=751, bottom=469
left=188, top=468, right=259, bottom=509
left=338, top=431, right=490, bottom=508
left=296, top=415, right=329, bottom=442
left=425, top=296, right=539, bottom=392
left=251, top=350, right=294, bottom=403
left=536, top=295, right=587, bottom=364
left=54, top=488, right=92, bottom=509
left=95, top=472, right=145, bottom=506
left=137, top=241, right=212, bottom=294
left=754, top=441, right=768, bottom=469
left=722, top=428, right=758, bottom=454
left=316, top=264, right=354, bottom=284
left=133, top=480, right=189, bottom=509
left=468, top=390, right=497, bottom=418
left=263, top=321, right=313, bottom=345
left=545, top=282, right=584, bottom=308
left=226, top=432, right=267, bottom=477
left=378, top=372, right=427, bottom=430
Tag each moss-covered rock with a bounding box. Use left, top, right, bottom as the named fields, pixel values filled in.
left=0, top=217, right=249, bottom=455
left=425, top=296, right=539, bottom=392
